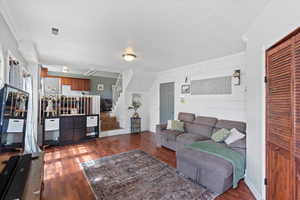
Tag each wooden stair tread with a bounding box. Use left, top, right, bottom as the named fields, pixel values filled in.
left=100, top=112, right=120, bottom=131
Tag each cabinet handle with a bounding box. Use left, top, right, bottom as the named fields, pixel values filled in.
left=275, top=147, right=280, bottom=151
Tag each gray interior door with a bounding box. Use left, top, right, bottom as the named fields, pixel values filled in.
left=160, top=82, right=175, bottom=124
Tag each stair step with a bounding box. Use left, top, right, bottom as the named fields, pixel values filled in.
left=100, top=112, right=120, bottom=131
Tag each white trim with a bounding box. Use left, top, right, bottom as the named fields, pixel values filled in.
left=0, top=45, right=4, bottom=81
left=99, top=129, right=130, bottom=138
left=245, top=175, right=263, bottom=200
left=260, top=45, right=267, bottom=200
left=159, top=51, right=245, bottom=74
left=0, top=0, right=20, bottom=41
left=6, top=50, right=13, bottom=83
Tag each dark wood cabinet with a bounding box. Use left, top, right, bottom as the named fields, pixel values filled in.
left=59, top=116, right=86, bottom=144
left=61, top=77, right=72, bottom=85
left=130, top=117, right=141, bottom=133
left=73, top=116, right=86, bottom=142
left=70, top=78, right=80, bottom=91
left=84, top=79, right=91, bottom=91
left=59, top=129, right=74, bottom=144
left=70, top=78, right=90, bottom=91
left=73, top=128, right=86, bottom=142
left=43, top=115, right=99, bottom=147
left=41, top=67, right=91, bottom=91
left=41, top=67, right=48, bottom=77
left=60, top=117, right=74, bottom=129
left=73, top=116, right=86, bottom=128
left=265, top=28, right=300, bottom=200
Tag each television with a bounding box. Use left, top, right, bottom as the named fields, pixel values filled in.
left=0, top=84, right=29, bottom=151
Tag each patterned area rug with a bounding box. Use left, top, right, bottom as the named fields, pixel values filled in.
left=81, top=150, right=216, bottom=200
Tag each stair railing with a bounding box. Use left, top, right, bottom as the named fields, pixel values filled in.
left=112, top=74, right=122, bottom=108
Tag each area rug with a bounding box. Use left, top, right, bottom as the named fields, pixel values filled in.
left=81, top=150, right=216, bottom=200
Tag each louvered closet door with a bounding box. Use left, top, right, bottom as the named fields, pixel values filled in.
left=294, top=32, right=300, bottom=200
left=266, top=38, right=294, bottom=200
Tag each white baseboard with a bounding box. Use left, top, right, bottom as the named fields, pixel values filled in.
left=99, top=129, right=130, bottom=137
left=100, top=129, right=151, bottom=138
left=244, top=176, right=263, bottom=200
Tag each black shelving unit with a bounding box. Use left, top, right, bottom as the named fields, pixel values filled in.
left=42, top=114, right=99, bottom=147
left=0, top=84, right=29, bottom=152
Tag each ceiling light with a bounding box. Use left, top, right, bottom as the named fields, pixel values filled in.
left=62, top=66, right=69, bottom=73
left=122, top=47, right=137, bottom=62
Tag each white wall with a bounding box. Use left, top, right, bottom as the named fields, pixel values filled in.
left=113, top=68, right=133, bottom=129
left=0, top=11, right=41, bottom=152
left=126, top=91, right=150, bottom=131
left=62, top=85, right=85, bottom=95
left=149, top=52, right=246, bottom=132
left=0, top=13, right=26, bottom=82
left=243, top=0, right=300, bottom=199
left=113, top=68, right=150, bottom=132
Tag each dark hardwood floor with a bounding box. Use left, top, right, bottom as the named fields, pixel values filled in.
left=42, top=132, right=255, bottom=200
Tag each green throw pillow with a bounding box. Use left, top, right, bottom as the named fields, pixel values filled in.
left=211, top=128, right=231, bottom=142
left=167, top=120, right=184, bottom=132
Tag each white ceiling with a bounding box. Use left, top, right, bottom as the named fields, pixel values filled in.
left=45, top=65, right=120, bottom=78
left=2, top=0, right=270, bottom=72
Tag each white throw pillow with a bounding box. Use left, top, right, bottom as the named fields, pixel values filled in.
left=167, top=120, right=172, bottom=130
left=225, top=128, right=245, bottom=145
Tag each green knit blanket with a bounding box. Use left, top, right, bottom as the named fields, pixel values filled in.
left=186, top=141, right=245, bottom=188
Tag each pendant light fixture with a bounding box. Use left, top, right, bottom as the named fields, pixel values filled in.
left=122, top=47, right=137, bottom=62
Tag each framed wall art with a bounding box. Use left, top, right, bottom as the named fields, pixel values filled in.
left=181, top=83, right=191, bottom=95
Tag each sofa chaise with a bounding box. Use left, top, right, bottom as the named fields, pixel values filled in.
left=155, top=112, right=246, bottom=194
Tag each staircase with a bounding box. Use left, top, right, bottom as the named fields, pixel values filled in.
left=109, top=68, right=157, bottom=132
left=99, top=74, right=123, bottom=132
left=110, top=69, right=133, bottom=130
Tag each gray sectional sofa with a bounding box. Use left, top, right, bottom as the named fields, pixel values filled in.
left=155, top=112, right=246, bottom=194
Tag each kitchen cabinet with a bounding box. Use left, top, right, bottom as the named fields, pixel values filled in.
left=70, top=78, right=90, bottom=91
left=61, top=77, right=72, bottom=85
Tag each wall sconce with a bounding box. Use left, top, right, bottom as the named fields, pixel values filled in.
left=233, top=69, right=241, bottom=86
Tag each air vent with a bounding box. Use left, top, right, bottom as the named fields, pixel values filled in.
left=51, top=27, right=59, bottom=35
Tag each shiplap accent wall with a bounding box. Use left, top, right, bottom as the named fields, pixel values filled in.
left=191, top=76, right=232, bottom=95
left=149, top=52, right=246, bottom=132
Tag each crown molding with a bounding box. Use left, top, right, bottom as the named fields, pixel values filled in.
left=18, top=40, right=40, bottom=64
left=0, top=0, right=20, bottom=42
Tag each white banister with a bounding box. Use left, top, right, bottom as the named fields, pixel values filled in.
left=112, top=74, right=123, bottom=109
left=40, top=94, right=100, bottom=118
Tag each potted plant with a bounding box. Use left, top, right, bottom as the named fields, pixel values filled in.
left=128, top=100, right=141, bottom=118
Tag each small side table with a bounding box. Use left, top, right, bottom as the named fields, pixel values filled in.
left=131, top=117, right=141, bottom=133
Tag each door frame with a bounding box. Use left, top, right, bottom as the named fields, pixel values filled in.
left=159, top=82, right=175, bottom=124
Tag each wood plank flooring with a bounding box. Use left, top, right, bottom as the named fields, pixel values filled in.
left=42, top=132, right=255, bottom=200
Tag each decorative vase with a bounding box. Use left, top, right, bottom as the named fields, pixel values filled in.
left=133, top=112, right=139, bottom=118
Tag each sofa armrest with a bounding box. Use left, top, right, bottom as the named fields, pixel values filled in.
left=155, top=123, right=167, bottom=147
left=156, top=123, right=167, bottom=132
